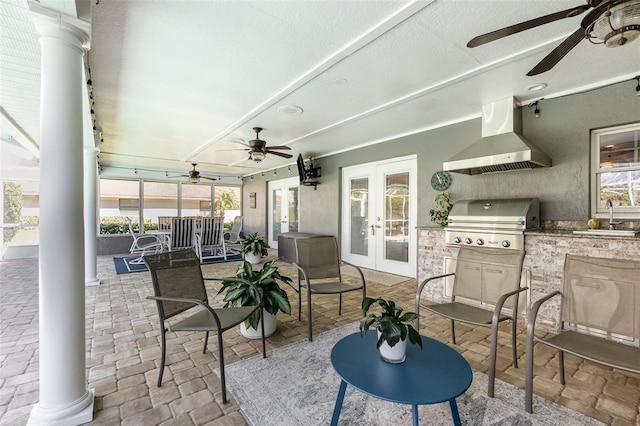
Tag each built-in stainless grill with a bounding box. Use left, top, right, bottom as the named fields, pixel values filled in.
left=445, top=198, right=540, bottom=251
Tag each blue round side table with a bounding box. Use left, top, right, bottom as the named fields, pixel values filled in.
left=330, top=332, right=472, bottom=426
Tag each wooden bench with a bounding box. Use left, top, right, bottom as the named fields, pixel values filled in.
left=525, top=254, right=640, bottom=413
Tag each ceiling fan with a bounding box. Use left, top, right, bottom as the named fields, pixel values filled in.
left=179, top=163, right=217, bottom=184
left=236, top=127, right=293, bottom=163
left=467, top=0, right=640, bottom=76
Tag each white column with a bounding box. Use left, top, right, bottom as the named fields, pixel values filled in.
left=84, top=147, right=100, bottom=286
left=28, top=7, right=94, bottom=426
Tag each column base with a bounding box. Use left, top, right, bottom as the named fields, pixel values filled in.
left=85, top=277, right=100, bottom=287
left=28, top=389, right=94, bottom=426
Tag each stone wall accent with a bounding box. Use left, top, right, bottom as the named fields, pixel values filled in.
left=417, top=227, right=640, bottom=333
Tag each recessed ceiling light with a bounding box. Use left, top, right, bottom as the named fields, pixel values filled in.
left=526, top=83, right=547, bottom=91
left=277, top=105, right=303, bottom=115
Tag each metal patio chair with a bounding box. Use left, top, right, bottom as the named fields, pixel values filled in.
left=126, top=217, right=163, bottom=264
left=168, top=217, right=197, bottom=252
left=196, top=216, right=227, bottom=262
left=223, top=216, right=243, bottom=244
left=143, top=249, right=266, bottom=404
left=416, top=246, right=527, bottom=397
left=292, top=236, right=366, bottom=341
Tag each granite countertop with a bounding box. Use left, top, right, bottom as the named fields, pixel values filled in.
left=526, top=228, right=639, bottom=239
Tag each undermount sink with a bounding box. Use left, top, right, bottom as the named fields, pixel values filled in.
left=573, top=229, right=638, bottom=237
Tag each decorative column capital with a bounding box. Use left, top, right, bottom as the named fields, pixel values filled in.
left=28, top=0, right=91, bottom=52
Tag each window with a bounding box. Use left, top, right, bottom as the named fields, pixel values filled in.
left=144, top=181, right=178, bottom=229
left=100, top=179, right=140, bottom=234
left=591, top=123, right=640, bottom=219
left=181, top=183, right=212, bottom=217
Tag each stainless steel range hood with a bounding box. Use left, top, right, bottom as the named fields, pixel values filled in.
left=443, top=97, right=551, bottom=175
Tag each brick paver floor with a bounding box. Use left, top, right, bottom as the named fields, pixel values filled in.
left=1, top=252, right=639, bottom=425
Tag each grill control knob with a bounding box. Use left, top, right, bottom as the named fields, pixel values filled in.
left=502, top=240, right=511, bottom=248
left=464, top=238, right=472, bottom=244
left=476, top=239, right=484, bottom=245
left=453, top=237, right=461, bottom=243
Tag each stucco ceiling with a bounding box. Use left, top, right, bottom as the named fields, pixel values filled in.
left=1, top=0, right=639, bottom=183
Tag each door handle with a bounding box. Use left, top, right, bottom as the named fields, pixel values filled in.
left=370, top=225, right=375, bottom=236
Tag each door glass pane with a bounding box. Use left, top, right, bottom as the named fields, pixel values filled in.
left=272, top=189, right=282, bottom=239
left=384, top=172, right=409, bottom=262
left=288, top=187, right=299, bottom=232
left=349, top=177, right=368, bottom=256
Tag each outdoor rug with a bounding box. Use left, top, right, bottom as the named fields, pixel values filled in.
left=113, top=249, right=241, bottom=274
left=220, top=322, right=603, bottom=426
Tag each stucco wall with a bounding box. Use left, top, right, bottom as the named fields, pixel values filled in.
left=241, top=81, right=640, bottom=238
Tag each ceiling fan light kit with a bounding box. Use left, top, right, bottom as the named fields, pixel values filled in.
left=586, top=0, right=640, bottom=46
left=467, top=0, right=640, bottom=76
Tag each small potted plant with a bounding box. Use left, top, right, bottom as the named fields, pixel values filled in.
left=429, top=192, right=452, bottom=227
left=239, top=232, right=269, bottom=264
left=360, top=297, right=422, bottom=363
left=217, top=259, right=296, bottom=338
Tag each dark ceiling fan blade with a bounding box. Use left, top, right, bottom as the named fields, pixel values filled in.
left=467, top=4, right=591, bottom=48
left=264, top=145, right=291, bottom=151
left=526, top=27, right=585, bottom=76
left=266, top=150, right=293, bottom=159
left=200, top=176, right=217, bottom=181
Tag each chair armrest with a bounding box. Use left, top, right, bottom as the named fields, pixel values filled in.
left=415, top=273, right=455, bottom=317
left=339, top=260, right=366, bottom=290
left=492, top=286, right=529, bottom=325
left=147, top=295, right=224, bottom=329
left=527, top=291, right=562, bottom=340
left=290, top=262, right=310, bottom=287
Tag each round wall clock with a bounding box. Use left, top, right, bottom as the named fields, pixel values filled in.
left=431, top=171, right=451, bottom=191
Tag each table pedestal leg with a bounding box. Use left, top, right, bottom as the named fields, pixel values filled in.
left=330, top=380, right=348, bottom=426
left=412, top=404, right=419, bottom=426
left=448, top=398, right=461, bottom=426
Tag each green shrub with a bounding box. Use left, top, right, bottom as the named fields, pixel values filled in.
left=3, top=182, right=23, bottom=243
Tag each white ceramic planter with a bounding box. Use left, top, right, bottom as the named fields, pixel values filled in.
left=240, top=310, right=277, bottom=339
left=245, top=252, right=261, bottom=265
left=377, top=330, right=408, bottom=363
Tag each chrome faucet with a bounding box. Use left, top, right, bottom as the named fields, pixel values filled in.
left=605, top=199, right=622, bottom=230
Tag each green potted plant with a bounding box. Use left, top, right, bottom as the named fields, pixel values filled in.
left=429, top=192, right=452, bottom=227
left=239, top=232, right=269, bottom=264
left=217, top=259, right=296, bottom=338
left=360, top=297, right=422, bottom=363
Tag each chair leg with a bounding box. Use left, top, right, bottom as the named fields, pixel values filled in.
left=297, top=279, right=302, bottom=321
left=307, top=290, right=313, bottom=342
left=525, top=333, right=535, bottom=413
left=511, top=319, right=518, bottom=368
left=488, top=320, right=499, bottom=398
left=158, top=328, right=167, bottom=387
left=450, top=319, right=456, bottom=345
left=217, top=332, right=227, bottom=404
left=203, top=331, right=209, bottom=354
left=260, top=308, right=266, bottom=359
left=558, top=350, right=565, bottom=385
left=338, top=293, right=343, bottom=315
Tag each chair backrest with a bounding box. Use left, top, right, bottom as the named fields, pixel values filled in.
left=158, top=216, right=173, bottom=231
left=200, top=216, right=225, bottom=247
left=127, top=217, right=139, bottom=236
left=294, top=236, right=341, bottom=280
left=227, top=216, right=243, bottom=241
left=170, top=217, right=196, bottom=250
left=562, top=254, right=640, bottom=339
left=453, top=246, right=525, bottom=310
left=143, top=249, right=207, bottom=320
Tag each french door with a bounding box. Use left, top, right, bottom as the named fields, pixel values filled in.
left=341, top=156, right=417, bottom=277
left=268, top=177, right=299, bottom=248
